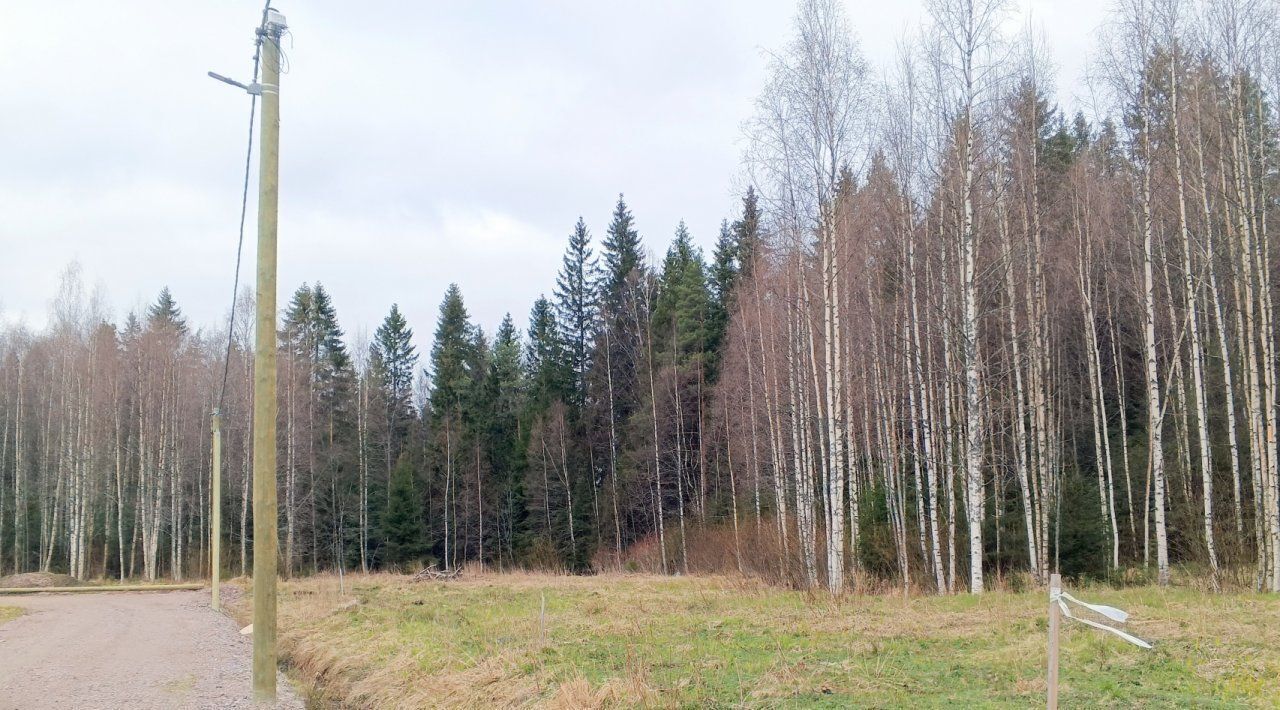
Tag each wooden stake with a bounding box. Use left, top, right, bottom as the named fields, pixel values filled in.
left=211, top=412, right=222, bottom=611
left=252, top=9, right=286, bottom=702
left=1048, top=572, right=1061, bottom=710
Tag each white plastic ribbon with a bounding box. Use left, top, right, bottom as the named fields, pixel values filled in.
left=1058, top=591, right=1130, bottom=623
left=1053, top=591, right=1152, bottom=649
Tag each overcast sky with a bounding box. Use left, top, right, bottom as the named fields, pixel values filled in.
left=0, top=0, right=1112, bottom=345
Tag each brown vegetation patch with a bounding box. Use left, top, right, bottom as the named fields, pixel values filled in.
left=0, top=572, right=79, bottom=589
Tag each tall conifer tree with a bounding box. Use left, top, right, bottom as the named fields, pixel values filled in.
left=372, top=304, right=418, bottom=477
left=554, top=218, right=599, bottom=402
left=600, top=195, right=642, bottom=310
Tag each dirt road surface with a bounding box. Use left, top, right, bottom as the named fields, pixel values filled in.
left=0, top=590, right=302, bottom=709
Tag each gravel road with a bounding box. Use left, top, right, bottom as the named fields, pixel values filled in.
left=0, top=590, right=303, bottom=709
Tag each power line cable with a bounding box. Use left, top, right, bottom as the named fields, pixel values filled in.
left=216, top=1, right=274, bottom=415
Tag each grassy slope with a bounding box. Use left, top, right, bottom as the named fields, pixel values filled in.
left=262, top=573, right=1280, bottom=709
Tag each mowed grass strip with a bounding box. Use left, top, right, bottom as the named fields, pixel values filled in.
left=256, top=573, right=1280, bottom=708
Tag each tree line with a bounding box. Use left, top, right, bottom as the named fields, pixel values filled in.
left=0, top=0, right=1277, bottom=594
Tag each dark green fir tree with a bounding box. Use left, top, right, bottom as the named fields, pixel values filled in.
left=380, top=455, right=426, bottom=568
left=554, top=217, right=599, bottom=401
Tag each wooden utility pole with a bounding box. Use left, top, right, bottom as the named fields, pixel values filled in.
left=1047, top=573, right=1061, bottom=710
left=211, top=411, right=222, bottom=611
left=252, top=7, right=286, bottom=702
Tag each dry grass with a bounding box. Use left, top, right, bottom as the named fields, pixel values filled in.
left=0, top=605, right=22, bottom=625
left=235, top=571, right=1280, bottom=708
left=0, top=572, right=79, bottom=588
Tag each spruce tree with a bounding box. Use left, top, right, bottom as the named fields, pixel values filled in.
left=309, top=284, right=352, bottom=416
left=710, top=219, right=739, bottom=306
left=281, top=282, right=355, bottom=573
left=372, top=304, right=418, bottom=475
left=489, top=315, right=523, bottom=414
left=428, top=284, right=478, bottom=417
left=732, top=186, right=762, bottom=281
left=707, top=219, right=739, bottom=374
left=600, top=195, right=641, bottom=310
left=373, top=304, right=417, bottom=412
left=654, top=222, right=712, bottom=366
left=553, top=217, right=599, bottom=401
left=281, top=284, right=316, bottom=363
left=146, top=287, right=188, bottom=335
left=484, top=315, right=528, bottom=563
left=307, top=284, right=354, bottom=559
left=427, top=285, right=485, bottom=570
left=380, top=454, right=426, bottom=568
left=594, top=194, right=646, bottom=426
left=525, top=296, right=571, bottom=410
left=280, top=284, right=351, bottom=436
left=590, top=195, right=650, bottom=562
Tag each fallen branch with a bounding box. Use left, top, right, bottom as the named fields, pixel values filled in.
left=411, top=565, right=461, bottom=582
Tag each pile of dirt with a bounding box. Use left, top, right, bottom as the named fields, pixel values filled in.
left=0, top=572, right=79, bottom=589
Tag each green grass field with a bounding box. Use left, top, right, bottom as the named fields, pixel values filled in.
left=252, top=573, right=1280, bottom=708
